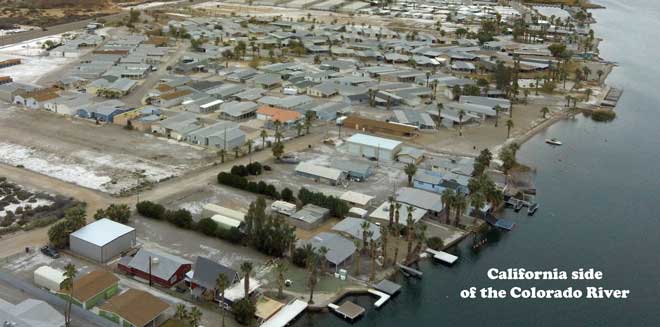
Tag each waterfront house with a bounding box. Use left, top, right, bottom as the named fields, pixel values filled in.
left=118, top=248, right=192, bottom=289
left=61, top=270, right=119, bottom=309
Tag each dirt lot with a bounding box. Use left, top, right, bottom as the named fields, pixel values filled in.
left=0, top=106, right=216, bottom=195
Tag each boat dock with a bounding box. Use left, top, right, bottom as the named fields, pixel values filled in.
left=483, top=214, right=516, bottom=231
left=397, top=263, right=423, bottom=278
left=374, top=279, right=402, bottom=296
left=260, top=299, right=308, bottom=327
left=425, top=248, right=459, bottom=264
left=367, top=288, right=391, bottom=308
left=601, top=87, right=623, bottom=107
left=328, top=301, right=365, bottom=321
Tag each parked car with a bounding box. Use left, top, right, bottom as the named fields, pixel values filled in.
left=40, top=246, right=60, bottom=259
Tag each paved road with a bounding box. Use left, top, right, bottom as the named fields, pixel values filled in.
left=0, top=270, right=115, bottom=327
left=122, top=41, right=191, bottom=107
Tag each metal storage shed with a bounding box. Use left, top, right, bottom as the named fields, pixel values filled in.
left=34, top=266, right=66, bottom=292
left=69, top=218, right=136, bottom=263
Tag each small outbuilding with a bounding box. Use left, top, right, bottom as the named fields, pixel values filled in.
left=34, top=266, right=66, bottom=292
left=289, top=204, right=330, bottom=230
left=345, top=133, right=402, bottom=161
left=295, top=162, right=346, bottom=185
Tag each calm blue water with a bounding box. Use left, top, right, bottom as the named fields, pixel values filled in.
left=293, top=1, right=660, bottom=326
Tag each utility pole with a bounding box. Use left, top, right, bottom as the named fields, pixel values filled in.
left=148, top=256, right=152, bottom=287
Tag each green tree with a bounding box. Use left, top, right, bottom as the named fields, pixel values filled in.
left=216, top=274, right=229, bottom=327
left=272, top=141, right=284, bottom=160
left=404, top=163, right=417, bottom=186
left=458, top=110, right=466, bottom=136
left=305, top=247, right=319, bottom=304
left=275, top=259, right=288, bottom=299
left=260, top=129, right=268, bottom=149
left=441, top=188, right=456, bottom=225
left=240, top=261, right=254, bottom=299
left=62, top=263, right=77, bottom=327
left=541, top=106, right=550, bottom=119
left=304, top=111, right=314, bottom=134
left=506, top=119, right=514, bottom=138
left=188, top=307, right=202, bottom=327
left=175, top=304, right=188, bottom=321
left=94, top=204, right=131, bottom=224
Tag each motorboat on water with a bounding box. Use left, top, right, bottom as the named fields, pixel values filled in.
left=545, top=138, right=562, bottom=146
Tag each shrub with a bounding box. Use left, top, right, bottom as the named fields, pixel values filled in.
left=246, top=162, right=262, bottom=175
left=292, top=247, right=308, bottom=268
left=232, top=298, right=256, bottom=325
left=427, top=236, right=444, bottom=251
left=280, top=188, right=295, bottom=202
left=166, top=209, right=194, bottom=229
left=197, top=217, right=218, bottom=236
left=95, top=204, right=131, bottom=224
left=136, top=201, right=165, bottom=219
left=263, top=165, right=272, bottom=171
left=217, top=226, right=244, bottom=244
left=590, top=109, right=616, bottom=122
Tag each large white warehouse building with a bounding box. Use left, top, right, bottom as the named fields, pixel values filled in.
left=69, top=218, right=136, bottom=263
left=346, top=133, right=403, bottom=161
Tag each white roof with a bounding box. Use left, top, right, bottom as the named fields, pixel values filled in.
left=200, top=99, right=223, bottom=108
left=369, top=201, right=427, bottom=226
left=260, top=299, right=308, bottom=327
left=340, top=191, right=374, bottom=206
left=271, top=201, right=297, bottom=210
left=224, top=277, right=261, bottom=302
left=203, top=203, right=245, bottom=221
left=34, top=266, right=66, bottom=284
left=346, top=133, right=402, bottom=151
left=211, top=214, right=242, bottom=228
left=70, top=218, right=135, bottom=247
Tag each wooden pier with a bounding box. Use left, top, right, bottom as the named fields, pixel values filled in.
left=328, top=301, right=365, bottom=321
left=601, top=87, right=623, bottom=107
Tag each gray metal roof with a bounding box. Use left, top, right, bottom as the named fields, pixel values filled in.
left=331, top=159, right=373, bottom=176
left=331, top=218, right=381, bottom=242
left=70, top=218, right=134, bottom=247
left=291, top=204, right=329, bottom=224
left=299, top=232, right=356, bottom=266
left=124, top=248, right=191, bottom=281
left=192, top=257, right=239, bottom=290
left=395, top=187, right=444, bottom=212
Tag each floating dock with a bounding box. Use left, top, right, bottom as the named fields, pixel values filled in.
left=328, top=301, right=365, bottom=321
left=367, top=288, right=391, bottom=308
left=374, top=279, right=402, bottom=296
left=601, top=87, right=623, bottom=107
left=397, top=263, right=423, bottom=278
left=260, top=299, right=308, bottom=327
left=425, top=248, right=459, bottom=264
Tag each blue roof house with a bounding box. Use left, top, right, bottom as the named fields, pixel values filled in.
left=413, top=169, right=447, bottom=194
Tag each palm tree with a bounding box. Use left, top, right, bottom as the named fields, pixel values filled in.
left=274, top=131, right=284, bottom=144
left=216, top=274, right=229, bottom=327
left=411, top=224, right=427, bottom=260
left=506, top=119, right=514, bottom=138
left=304, top=111, right=314, bottom=134
left=596, top=69, right=604, bottom=82
left=175, top=304, right=188, bottom=321
left=305, top=248, right=319, bottom=304
left=240, top=261, right=253, bottom=299
left=458, top=109, right=465, bottom=136
left=368, top=235, right=376, bottom=283
left=317, top=246, right=329, bottom=275
left=582, top=66, right=591, bottom=81
left=296, top=122, right=303, bottom=137
left=394, top=202, right=402, bottom=225
left=387, top=196, right=395, bottom=227
left=233, top=146, right=240, bottom=159
left=275, top=259, right=288, bottom=299
left=188, top=307, right=202, bottom=327
left=404, top=163, right=417, bottom=186
left=260, top=129, right=268, bottom=149
left=353, top=239, right=361, bottom=276
left=245, top=139, right=254, bottom=155
left=436, top=102, right=443, bottom=127
left=273, top=120, right=282, bottom=138
left=494, top=105, right=501, bottom=127
left=469, top=192, right=485, bottom=220
left=441, top=188, right=455, bottom=224
left=62, top=263, right=77, bottom=327
left=453, top=193, right=468, bottom=226
left=541, top=106, right=550, bottom=119
left=218, top=148, right=226, bottom=163
left=405, top=206, right=415, bottom=261
left=358, top=220, right=371, bottom=250
left=380, top=224, right=389, bottom=267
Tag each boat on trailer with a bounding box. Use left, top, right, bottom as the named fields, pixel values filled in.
left=545, top=138, right=562, bottom=146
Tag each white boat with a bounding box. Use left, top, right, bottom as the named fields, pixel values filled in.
left=545, top=138, right=562, bottom=146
